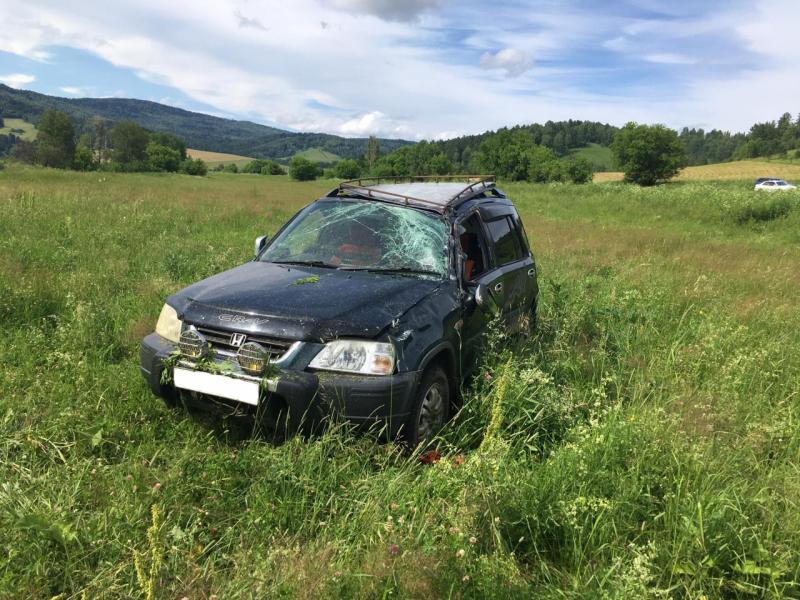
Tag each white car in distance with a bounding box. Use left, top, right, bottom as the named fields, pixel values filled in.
left=754, top=178, right=797, bottom=191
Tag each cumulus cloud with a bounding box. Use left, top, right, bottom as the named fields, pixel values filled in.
left=0, top=73, right=35, bottom=88
left=0, top=0, right=795, bottom=137
left=479, top=48, right=533, bottom=77
left=60, top=86, right=83, bottom=95
left=324, top=0, right=439, bottom=22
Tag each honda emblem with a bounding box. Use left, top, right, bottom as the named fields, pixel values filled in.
left=230, top=332, right=246, bottom=347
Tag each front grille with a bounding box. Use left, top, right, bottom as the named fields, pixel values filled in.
left=191, top=325, right=292, bottom=360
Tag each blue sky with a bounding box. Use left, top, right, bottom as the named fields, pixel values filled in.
left=0, top=0, right=797, bottom=140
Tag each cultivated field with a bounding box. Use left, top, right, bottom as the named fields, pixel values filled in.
left=1, top=166, right=799, bottom=598
left=0, top=118, right=38, bottom=141
left=594, top=159, right=800, bottom=182
left=186, top=148, right=255, bottom=168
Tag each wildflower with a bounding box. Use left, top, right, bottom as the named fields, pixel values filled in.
left=452, top=455, right=465, bottom=467
left=389, top=502, right=398, bottom=510
left=153, top=482, right=161, bottom=491
left=125, top=474, right=133, bottom=481
left=468, top=536, right=477, bottom=545
left=448, top=526, right=459, bottom=535
left=463, top=575, right=470, bottom=583
left=389, top=544, right=400, bottom=556
left=333, top=571, right=342, bottom=579
left=419, top=449, right=441, bottom=464
left=456, top=549, right=465, bottom=559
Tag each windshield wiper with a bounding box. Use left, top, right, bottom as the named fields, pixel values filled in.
left=271, top=260, right=339, bottom=269
left=339, top=266, right=442, bottom=277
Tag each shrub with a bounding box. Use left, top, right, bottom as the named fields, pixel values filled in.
left=566, top=157, right=593, bottom=184
left=260, top=162, right=284, bottom=175
left=334, top=158, right=361, bottom=179
left=146, top=142, right=182, bottom=172
left=180, top=158, right=208, bottom=176
left=224, top=163, right=239, bottom=173
left=242, top=159, right=271, bottom=174
left=528, top=146, right=564, bottom=182
left=289, top=156, right=320, bottom=181
left=72, top=144, right=95, bottom=171
left=729, top=194, right=794, bottom=224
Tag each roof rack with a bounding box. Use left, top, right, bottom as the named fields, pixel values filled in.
left=334, top=175, right=497, bottom=213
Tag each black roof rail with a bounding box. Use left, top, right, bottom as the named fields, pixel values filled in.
left=331, top=175, right=498, bottom=213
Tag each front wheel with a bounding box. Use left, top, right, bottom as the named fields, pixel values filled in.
left=403, top=366, right=450, bottom=448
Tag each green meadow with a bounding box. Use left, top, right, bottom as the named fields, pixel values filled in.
left=1, top=165, right=799, bottom=598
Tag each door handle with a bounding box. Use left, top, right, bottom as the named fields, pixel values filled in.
left=527, top=268, right=535, bottom=277
left=494, top=282, right=503, bottom=293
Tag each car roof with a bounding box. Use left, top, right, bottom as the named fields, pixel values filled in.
left=326, top=176, right=506, bottom=215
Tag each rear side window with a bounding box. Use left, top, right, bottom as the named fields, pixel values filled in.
left=485, top=217, right=524, bottom=266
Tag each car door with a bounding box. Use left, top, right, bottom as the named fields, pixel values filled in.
left=456, top=211, right=501, bottom=371
left=481, top=212, right=535, bottom=332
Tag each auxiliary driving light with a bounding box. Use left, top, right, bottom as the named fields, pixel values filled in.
left=237, top=341, right=268, bottom=375
left=179, top=327, right=208, bottom=360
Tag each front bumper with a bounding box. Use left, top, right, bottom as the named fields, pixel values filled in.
left=139, top=333, right=419, bottom=436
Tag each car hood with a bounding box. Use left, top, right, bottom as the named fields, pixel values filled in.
left=169, top=261, right=445, bottom=341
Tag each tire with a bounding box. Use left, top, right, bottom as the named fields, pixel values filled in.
left=402, top=365, right=450, bottom=448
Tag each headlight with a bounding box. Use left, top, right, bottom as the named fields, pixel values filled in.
left=155, top=303, right=182, bottom=343
left=309, top=340, right=395, bottom=375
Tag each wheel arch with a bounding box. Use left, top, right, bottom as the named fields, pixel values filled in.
left=418, top=342, right=458, bottom=403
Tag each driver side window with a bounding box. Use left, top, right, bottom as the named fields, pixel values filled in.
left=459, top=214, right=489, bottom=281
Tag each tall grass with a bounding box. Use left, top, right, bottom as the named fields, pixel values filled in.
left=1, top=166, right=798, bottom=597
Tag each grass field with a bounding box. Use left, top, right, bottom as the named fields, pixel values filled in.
left=186, top=148, right=255, bottom=168
left=1, top=165, right=800, bottom=597
left=595, top=159, right=800, bottom=182
left=289, top=147, right=342, bottom=163
left=0, top=118, right=38, bottom=141
left=568, top=143, right=613, bottom=172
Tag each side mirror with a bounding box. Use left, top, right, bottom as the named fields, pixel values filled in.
left=254, top=235, right=268, bottom=258
left=474, top=283, right=499, bottom=314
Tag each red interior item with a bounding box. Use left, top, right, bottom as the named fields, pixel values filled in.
left=333, top=243, right=380, bottom=266
left=463, top=259, right=475, bottom=281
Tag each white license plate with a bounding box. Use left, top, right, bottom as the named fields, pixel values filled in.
left=173, top=367, right=260, bottom=406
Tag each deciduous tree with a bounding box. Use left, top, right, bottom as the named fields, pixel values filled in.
left=36, top=110, right=75, bottom=168
left=611, top=123, right=686, bottom=186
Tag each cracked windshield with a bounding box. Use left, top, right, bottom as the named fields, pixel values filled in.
left=261, top=200, right=449, bottom=277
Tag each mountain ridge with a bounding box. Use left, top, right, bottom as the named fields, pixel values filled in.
left=0, top=84, right=412, bottom=161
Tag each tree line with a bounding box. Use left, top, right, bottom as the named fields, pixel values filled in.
left=2, top=109, right=208, bottom=175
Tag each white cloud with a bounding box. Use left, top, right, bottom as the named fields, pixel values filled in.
left=324, top=0, right=439, bottom=22
left=679, top=0, right=800, bottom=131
left=479, top=48, right=533, bottom=77
left=643, top=53, right=697, bottom=65
left=0, top=73, right=35, bottom=88
left=60, top=86, right=83, bottom=95
left=234, top=10, right=269, bottom=32
left=0, top=0, right=795, bottom=138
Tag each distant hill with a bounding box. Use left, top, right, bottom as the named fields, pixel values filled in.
left=0, top=84, right=412, bottom=161
left=431, top=120, right=620, bottom=172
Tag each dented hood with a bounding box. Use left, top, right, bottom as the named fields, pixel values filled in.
left=170, top=261, right=443, bottom=341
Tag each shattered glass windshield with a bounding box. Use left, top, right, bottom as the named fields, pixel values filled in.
left=261, top=200, right=449, bottom=277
